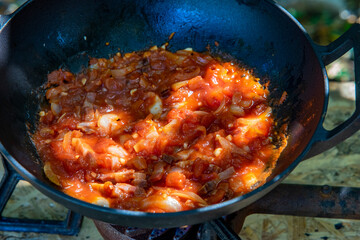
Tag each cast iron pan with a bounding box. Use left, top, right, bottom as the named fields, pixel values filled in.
left=0, top=0, right=359, bottom=228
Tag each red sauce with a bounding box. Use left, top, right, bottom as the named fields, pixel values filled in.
left=32, top=47, right=287, bottom=212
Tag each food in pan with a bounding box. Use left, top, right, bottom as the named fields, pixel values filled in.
left=32, top=46, right=287, bottom=212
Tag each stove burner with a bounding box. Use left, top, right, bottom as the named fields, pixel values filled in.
left=94, top=221, right=203, bottom=240
left=0, top=157, right=83, bottom=235
left=94, top=184, right=360, bottom=240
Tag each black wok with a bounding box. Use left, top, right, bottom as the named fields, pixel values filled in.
left=0, top=0, right=359, bottom=228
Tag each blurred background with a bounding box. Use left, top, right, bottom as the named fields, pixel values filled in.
left=278, top=0, right=358, bottom=88
left=0, top=0, right=359, bottom=239
left=1, top=0, right=358, bottom=85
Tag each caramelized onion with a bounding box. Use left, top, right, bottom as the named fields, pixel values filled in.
left=213, top=98, right=226, bottom=114
left=170, top=190, right=207, bottom=206
left=218, top=167, right=235, bottom=181
left=97, top=170, right=134, bottom=183
left=44, top=162, right=60, bottom=186
left=173, top=66, right=200, bottom=81
left=239, top=100, right=253, bottom=108
left=92, top=197, right=110, bottom=207
left=141, top=195, right=182, bottom=212
left=171, top=80, right=189, bottom=91
left=111, top=66, right=136, bottom=78
left=98, top=114, right=121, bottom=136
left=107, top=145, right=128, bottom=158
left=51, top=103, right=62, bottom=115
left=229, top=104, right=245, bottom=117
left=232, top=92, right=242, bottom=105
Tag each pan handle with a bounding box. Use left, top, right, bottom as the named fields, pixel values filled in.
left=305, top=23, right=360, bottom=159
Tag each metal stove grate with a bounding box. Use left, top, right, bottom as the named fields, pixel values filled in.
left=0, top=156, right=83, bottom=235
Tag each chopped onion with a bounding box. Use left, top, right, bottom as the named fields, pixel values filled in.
left=149, top=45, right=158, bottom=51
left=176, top=48, right=193, bottom=55
left=108, top=145, right=129, bottom=158
left=133, top=139, right=145, bottom=153
left=92, top=197, right=110, bottom=207
left=149, top=162, right=166, bottom=182
left=46, top=85, right=68, bottom=101
left=243, top=145, right=250, bottom=152
left=148, top=94, right=163, bottom=118
left=130, top=156, right=147, bottom=170
left=39, top=127, right=54, bottom=137
left=175, top=160, right=193, bottom=168
left=51, top=103, right=62, bottom=115
left=57, top=113, right=67, bottom=123
left=263, top=107, right=272, bottom=117
left=162, top=119, right=180, bottom=135
left=119, top=134, right=132, bottom=145
left=85, top=108, right=96, bottom=122
left=133, top=172, right=146, bottom=180
left=77, top=122, right=97, bottom=134
left=171, top=80, right=189, bottom=91
left=217, top=136, right=248, bottom=156
left=229, top=176, right=245, bottom=193
left=195, top=55, right=211, bottom=65
left=141, top=195, right=182, bottom=212
left=161, top=154, right=176, bottom=164
left=164, top=51, right=187, bottom=65
left=44, top=162, right=60, bottom=186
left=146, top=125, right=160, bottom=139
left=170, top=190, right=208, bottom=206
left=232, top=146, right=248, bottom=156
left=86, top=92, right=96, bottom=103
left=62, top=131, right=73, bottom=151
left=111, top=156, right=124, bottom=168
left=193, top=111, right=209, bottom=116
left=229, top=104, right=245, bottom=117
left=199, top=180, right=219, bottom=195
left=176, top=149, right=194, bottom=160
left=213, top=98, right=226, bottom=115
left=218, top=167, right=235, bottom=181
left=243, top=173, right=258, bottom=188
left=89, top=63, right=99, bottom=69
left=98, top=170, right=135, bottom=183
left=111, top=65, right=136, bottom=78
left=98, top=114, right=121, bottom=135
left=173, top=66, right=200, bottom=81
left=72, top=138, right=95, bottom=157
left=239, top=100, right=253, bottom=108
left=214, top=148, right=223, bottom=157
left=232, top=92, right=242, bottom=105
left=115, top=183, right=137, bottom=193
left=139, top=76, right=149, bottom=88
left=195, top=126, right=207, bottom=136
left=132, top=172, right=147, bottom=187
left=173, top=102, right=187, bottom=109
left=217, top=136, right=232, bottom=151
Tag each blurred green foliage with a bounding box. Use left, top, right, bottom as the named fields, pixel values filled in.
left=288, top=8, right=353, bottom=45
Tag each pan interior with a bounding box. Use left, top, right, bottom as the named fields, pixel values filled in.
left=0, top=0, right=325, bottom=226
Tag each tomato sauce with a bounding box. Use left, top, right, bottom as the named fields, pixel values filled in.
left=32, top=47, right=287, bottom=212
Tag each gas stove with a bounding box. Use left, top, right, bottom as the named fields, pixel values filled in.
left=1, top=1, right=359, bottom=239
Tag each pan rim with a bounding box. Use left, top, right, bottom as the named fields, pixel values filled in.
left=0, top=0, right=330, bottom=228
